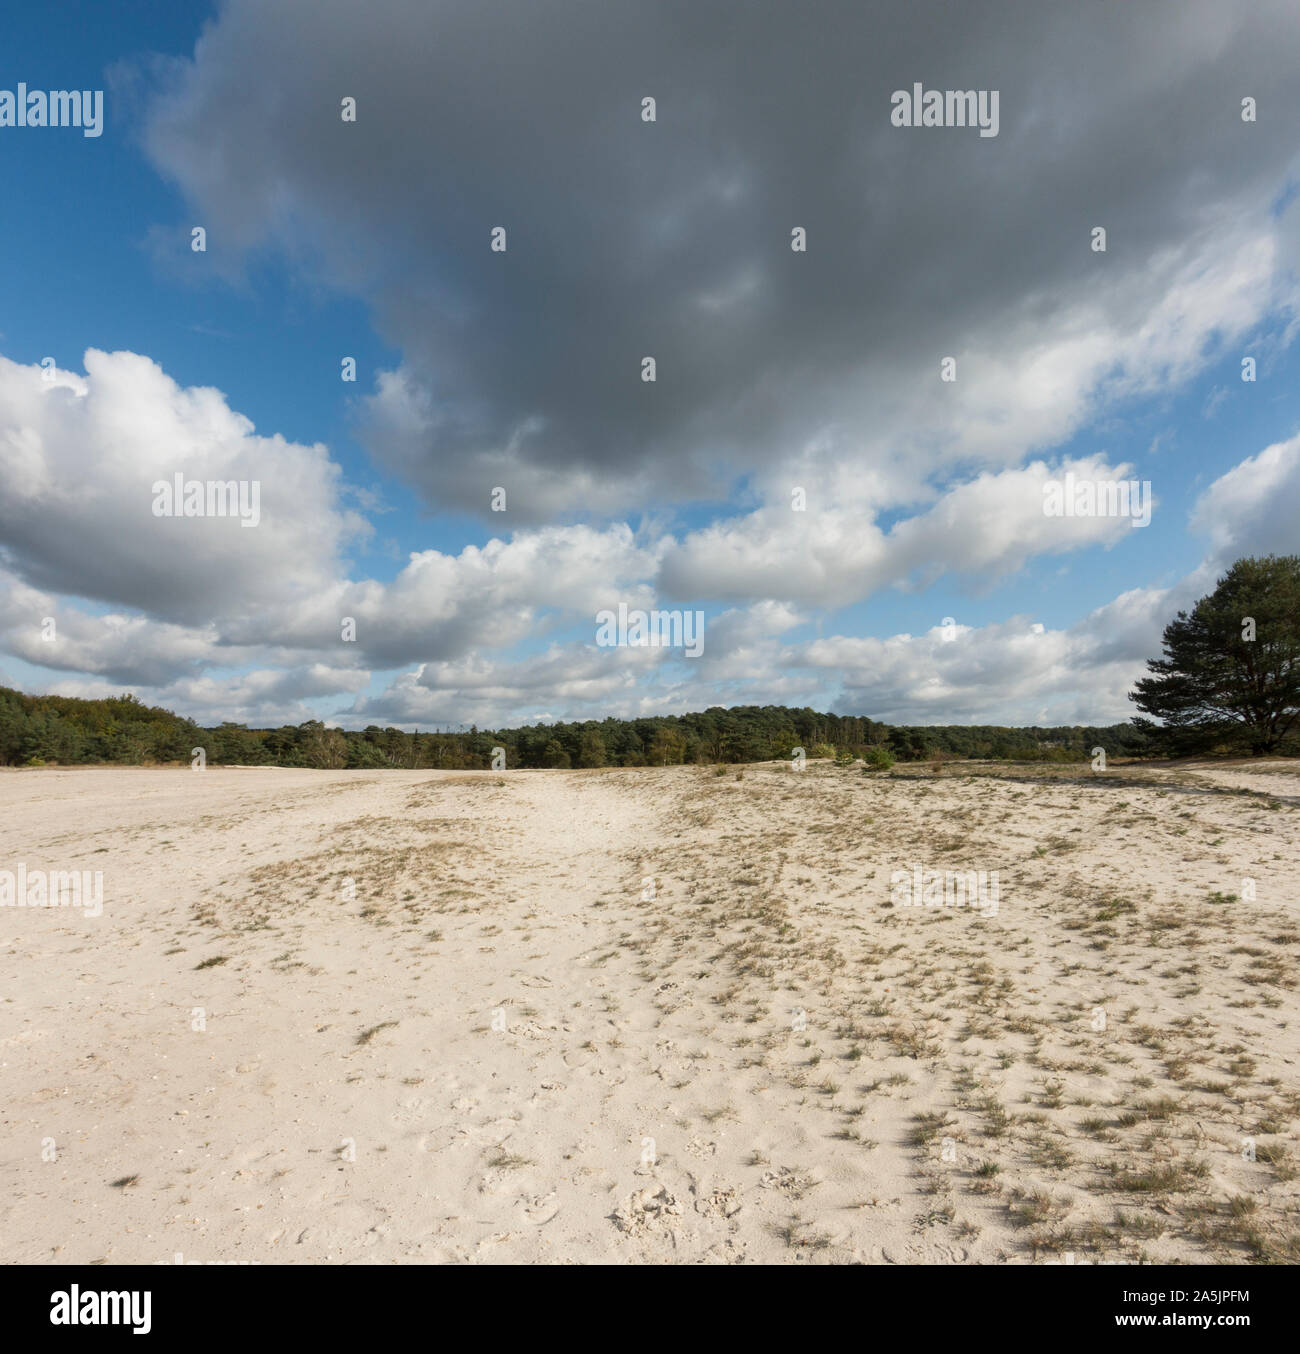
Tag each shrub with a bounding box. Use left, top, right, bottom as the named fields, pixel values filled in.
left=862, top=746, right=895, bottom=772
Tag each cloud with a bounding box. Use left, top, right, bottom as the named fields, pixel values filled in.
left=351, top=643, right=663, bottom=727
left=0, top=352, right=659, bottom=681
left=40, top=666, right=370, bottom=731
left=659, top=455, right=1144, bottom=606
left=236, top=521, right=663, bottom=668
left=783, top=582, right=1191, bottom=726
left=0, top=350, right=366, bottom=626
left=1191, top=431, right=1300, bottom=561
left=0, top=335, right=1287, bottom=732
left=0, top=332, right=1290, bottom=733
left=344, top=579, right=1199, bottom=731
left=141, top=0, right=1300, bottom=520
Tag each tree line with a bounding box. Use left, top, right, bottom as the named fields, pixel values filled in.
left=0, top=687, right=1151, bottom=769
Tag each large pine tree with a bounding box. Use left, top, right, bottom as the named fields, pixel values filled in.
left=1130, top=555, right=1300, bottom=755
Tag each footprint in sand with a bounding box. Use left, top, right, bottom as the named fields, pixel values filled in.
left=694, top=1185, right=741, bottom=1220
left=513, top=1192, right=559, bottom=1225
left=612, top=1184, right=683, bottom=1235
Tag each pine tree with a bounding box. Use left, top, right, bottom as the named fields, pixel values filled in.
left=1131, top=555, right=1300, bottom=755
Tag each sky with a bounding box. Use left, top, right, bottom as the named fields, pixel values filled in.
left=1, top=0, right=1299, bottom=732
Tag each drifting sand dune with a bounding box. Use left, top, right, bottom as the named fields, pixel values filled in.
left=1, top=760, right=1297, bottom=1263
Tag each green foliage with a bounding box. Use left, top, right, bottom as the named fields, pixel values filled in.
left=1131, top=555, right=1300, bottom=756
left=542, top=738, right=571, bottom=769
left=0, top=687, right=201, bottom=766
left=576, top=726, right=607, bottom=768
left=0, top=687, right=1167, bottom=772
left=862, top=745, right=895, bottom=771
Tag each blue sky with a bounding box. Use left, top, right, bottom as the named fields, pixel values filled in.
left=2, top=1, right=1299, bottom=729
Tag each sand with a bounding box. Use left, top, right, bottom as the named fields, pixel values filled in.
left=1, top=759, right=1297, bottom=1264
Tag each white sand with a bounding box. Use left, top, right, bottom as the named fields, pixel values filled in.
left=1, top=760, right=1297, bottom=1264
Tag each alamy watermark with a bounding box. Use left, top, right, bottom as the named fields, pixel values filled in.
left=596, top=602, right=705, bottom=657
left=1043, top=472, right=1151, bottom=528
left=49, top=1287, right=149, bottom=1333
left=152, top=475, right=261, bottom=527
left=890, top=84, right=999, bottom=138
left=1, top=865, right=102, bottom=917
left=0, top=84, right=103, bottom=137
left=890, top=864, right=999, bottom=918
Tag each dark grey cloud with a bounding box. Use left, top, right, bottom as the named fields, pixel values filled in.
left=145, top=0, right=1300, bottom=521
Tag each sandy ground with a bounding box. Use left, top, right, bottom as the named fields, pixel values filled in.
left=1, top=759, right=1297, bottom=1265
